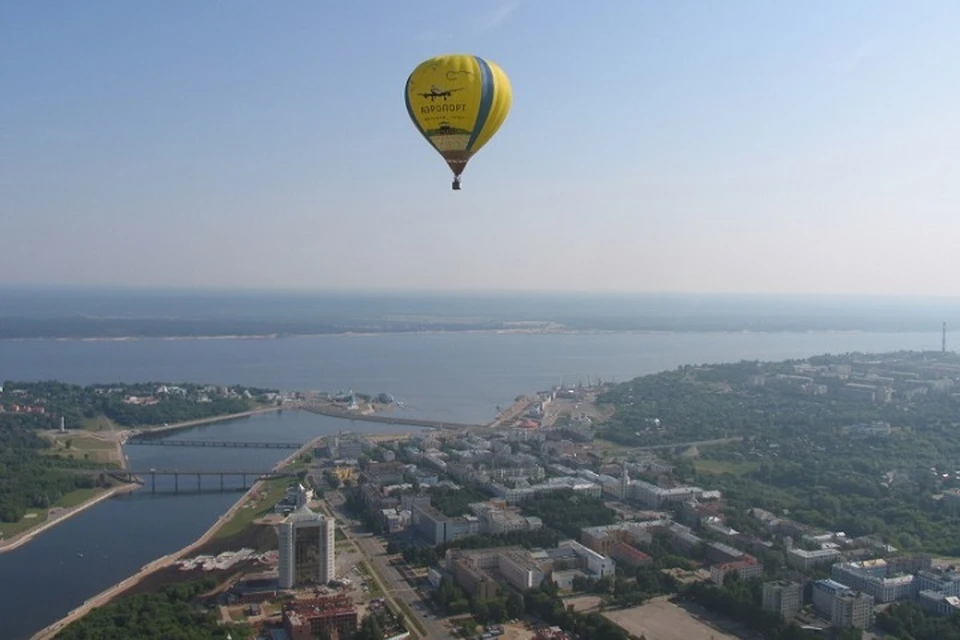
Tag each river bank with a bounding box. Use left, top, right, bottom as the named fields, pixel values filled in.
left=0, top=406, right=287, bottom=559
left=122, top=404, right=289, bottom=440
left=31, top=435, right=319, bottom=640
left=0, top=483, right=139, bottom=556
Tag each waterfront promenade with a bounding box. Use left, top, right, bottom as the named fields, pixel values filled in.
left=30, top=436, right=318, bottom=640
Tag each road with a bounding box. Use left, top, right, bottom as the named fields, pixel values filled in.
left=325, top=492, right=453, bottom=640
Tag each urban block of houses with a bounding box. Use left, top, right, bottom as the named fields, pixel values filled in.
left=811, top=579, right=875, bottom=629
left=445, top=541, right=616, bottom=597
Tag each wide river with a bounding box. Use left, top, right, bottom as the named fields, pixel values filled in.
left=0, top=330, right=943, bottom=639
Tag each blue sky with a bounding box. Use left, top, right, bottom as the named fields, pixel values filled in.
left=3, top=1, right=959, bottom=294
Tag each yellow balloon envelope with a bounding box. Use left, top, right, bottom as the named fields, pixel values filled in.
left=405, top=54, right=512, bottom=190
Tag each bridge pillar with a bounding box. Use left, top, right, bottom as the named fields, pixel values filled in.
left=151, top=472, right=156, bottom=494
left=197, top=473, right=201, bottom=493
left=174, top=473, right=179, bottom=494
left=242, top=473, right=247, bottom=489
left=220, top=473, right=224, bottom=492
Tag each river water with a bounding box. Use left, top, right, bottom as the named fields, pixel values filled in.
left=0, top=330, right=943, bottom=638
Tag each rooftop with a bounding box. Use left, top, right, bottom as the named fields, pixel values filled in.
left=286, top=504, right=326, bottom=525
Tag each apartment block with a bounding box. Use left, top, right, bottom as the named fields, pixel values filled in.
left=762, top=581, right=802, bottom=620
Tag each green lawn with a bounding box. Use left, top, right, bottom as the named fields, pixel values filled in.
left=395, top=598, right=426, bottom=638
left=41, top=434, right=118, bottom=464
left=0, top=487, right=112, bottom=542
left=694, top=458, right=758, bottom=475
left=0, top=509, right=48, bottom=539
left=357, top=562, right=384, bottom=598
left=56, top=487, right=105, bottom=508
left=81, top=416, right=120, bottom=432
left=214, top=478, right=289, bottom=539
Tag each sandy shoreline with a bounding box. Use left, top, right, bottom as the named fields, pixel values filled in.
left=30, top=437, right=318, bottom=640
left=0, top=326, right=870, bottom=344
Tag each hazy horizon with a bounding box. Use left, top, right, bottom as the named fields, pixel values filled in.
left=5, top=283, right=960, bottom=301
left=4, top=1, right=960, bottom=294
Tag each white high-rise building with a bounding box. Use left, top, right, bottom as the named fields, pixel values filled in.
left=278, top=504, right=335, bottom=589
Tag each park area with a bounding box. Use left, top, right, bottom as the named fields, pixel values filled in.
left=603, top=597, right=739, bottom=640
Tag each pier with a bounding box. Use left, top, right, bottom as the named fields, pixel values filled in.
left=126, top=438, right=303, bottom=449
left=110, top=469, right=296, bottom=494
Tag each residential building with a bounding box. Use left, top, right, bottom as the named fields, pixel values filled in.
left=710, top=555, right=763, bottom=584
left=832, top=591, right=875, bottom=629
left=282, top=594, right=358, bottom=640
left=663, top=522, right=703, bottom=552
left=706, top=541, right=745, bottom=564
left=411, top=503, right=480, bottom=545
left=278, top=505, right=335, bottom=589
left=762, top=581, right=802, bottom=620
left=610, top=540, right=653, bottom=570
left=916, top=569, right=960, bottom=597
left=831, top=560, right=915, bottom=603
left=812, top=579, right=875, bottom=629
left=786, top=547, right=841, bottom=570
left=498, top=549, right=547, bottom=590
left=447, top=547, right=504, bottom=599
left=628, top=479, right=704, bottom=509
left=446, top=546, right=544, bottom=597
left=918, top=590, right=960, bottom=616
left=558, top=540, right=616, bottom=578
left=580, top=520, right=665, bottom=555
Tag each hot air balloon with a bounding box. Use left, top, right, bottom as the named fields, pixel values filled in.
left=404, top=54, right=512, bottom=190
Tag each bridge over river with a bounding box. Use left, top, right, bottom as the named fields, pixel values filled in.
left=107, top=468, right=296, bottom=494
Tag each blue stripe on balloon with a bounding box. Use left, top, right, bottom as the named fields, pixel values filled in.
left=466, top=56, right=495, bottom=152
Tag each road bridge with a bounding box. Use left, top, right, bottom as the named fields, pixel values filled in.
left=109, top=468, right=296, bottom=494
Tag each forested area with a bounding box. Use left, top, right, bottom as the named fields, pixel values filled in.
left=520, top=491, right=617, bottom=538
left=54, top=579, right=251, bottom=640
left=877, top=602, right=960, bottom=640
left=0, top=380, right=275, bottom=525
left=0, top=424, right=107, bottom=523
left=428, top=484, right=491, bottom=517
left=676, top=578, right=861, bottom=639
left=1, top=380, right=274, bottom=429
left=432, top=577, right=628, bottom=640
left=598, top=353, right=960, bottom=554
left=524, top=581, right=631, bottom=640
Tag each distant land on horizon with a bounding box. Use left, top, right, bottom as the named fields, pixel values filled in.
left=1, top=288, right=959, bottom=339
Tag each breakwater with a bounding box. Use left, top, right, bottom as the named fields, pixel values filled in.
left=300, top=404, right=481, bottom=430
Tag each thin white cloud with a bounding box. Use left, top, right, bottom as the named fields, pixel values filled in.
left=840, top=36, right=879, bottom=74
left=473, top=1, right=518, bottom=33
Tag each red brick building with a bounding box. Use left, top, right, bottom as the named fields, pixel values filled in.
left=282, top=594, right=359, bottom=640
left=610, top=540, right=653, bottom=570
